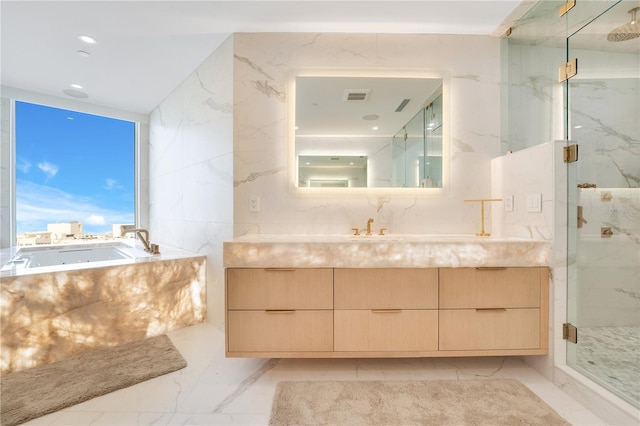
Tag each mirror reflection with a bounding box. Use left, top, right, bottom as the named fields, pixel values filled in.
left=298, top=155, right=367, bottom=188
left=294, top=75, right=444, bottom=188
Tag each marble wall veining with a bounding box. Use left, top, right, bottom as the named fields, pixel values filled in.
left=232, top=33, right=502, bottom=237
left=0, top=256, right=206, bottom=374
left=149, top=36, right=234, bottom=330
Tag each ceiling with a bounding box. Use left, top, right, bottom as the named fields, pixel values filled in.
left=1, top=1, right=523, bottom=115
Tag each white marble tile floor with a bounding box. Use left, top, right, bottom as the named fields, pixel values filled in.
left=24, top=322, right=606, bottom=425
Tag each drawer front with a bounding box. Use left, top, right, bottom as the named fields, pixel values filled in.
left=439, top=267, right=542, bottom=309
left=334, top=268, right=438, bottom=309
left=334, top=309, right=438, bottom=352
left=227, top=268, right=333, bottom=310
left=227, top=310, right=333, bottom=352
left=439, top=308, right=541, bottom=350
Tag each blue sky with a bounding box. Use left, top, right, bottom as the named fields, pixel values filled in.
left=15, top=101, right=135, bottom=234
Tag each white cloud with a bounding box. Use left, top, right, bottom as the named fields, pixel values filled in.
left=37, top=162, right=59, bottom=179
left=15, top=181, right=133, bottom=234
left=105, top=178, right=116, bottom=189
left=85, top=214, right=106, bottom=226
left=16, top=157, right=31, bottom=173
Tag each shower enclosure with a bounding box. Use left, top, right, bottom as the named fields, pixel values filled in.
left=565, top=0, right=640, bottom=408
left=503, top=0, right=639, bottom=413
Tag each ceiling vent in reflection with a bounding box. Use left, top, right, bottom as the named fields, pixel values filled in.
left=395, top=98, right=411, bottom=112
left=343, top=89, right=371, bottom=102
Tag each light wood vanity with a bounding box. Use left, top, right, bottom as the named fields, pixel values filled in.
left=225, top=265, right=549, bottom=358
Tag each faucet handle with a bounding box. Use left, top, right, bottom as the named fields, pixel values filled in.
left=378, top=228, right=387, bottom=236
left=351, top=228, right=361, bottom=236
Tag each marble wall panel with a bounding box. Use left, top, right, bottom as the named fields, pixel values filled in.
left=504, top=44, right=565, bottom=152
left=491, top=142, right=554, bottom=240
left=0, top=257, right=205, bottom=374
left=577, top=188, right=640, bottom=327
left=149, top=36, right=234, bottom=330
left=570, top=76, right=640, bottom=189
left=232, top=33, right=502, bottom=237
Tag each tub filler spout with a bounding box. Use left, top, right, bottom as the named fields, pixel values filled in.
left=121, top=227, right=158, bottom=254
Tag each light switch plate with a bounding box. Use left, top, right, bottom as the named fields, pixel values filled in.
left=526, top=193, right=542, bottom=212
left=504, top=195, right=514, bottom=212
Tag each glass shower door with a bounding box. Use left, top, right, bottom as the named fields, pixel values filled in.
left=566, top=0, right=640, bottom=408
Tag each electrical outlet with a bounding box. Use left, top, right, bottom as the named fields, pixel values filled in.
left=249, top=196, right=260, bottom=212
left=504, top=195, right=514, bottom=212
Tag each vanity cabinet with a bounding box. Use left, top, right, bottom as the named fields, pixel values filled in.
left=225, top=266, right=549, bottom=358
left=226, top=268, right=333, bottom=353
left=439, top=267, right=549, bottom=353
left=334, top=268, right=438, bottom=352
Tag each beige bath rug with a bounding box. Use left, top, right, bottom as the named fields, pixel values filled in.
left=0, top=334, right=186, bottom=426
left=270, top=379, right=570, bottom=425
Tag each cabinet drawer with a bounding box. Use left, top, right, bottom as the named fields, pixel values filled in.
left=334, top=268, right=438, bottom=309
left=227, top=310, right=333, bottom=352
left=439, top=267, right=542, bottom=308
left=439, top=308, right=541, bottom=350
left=334, top=309, right=438, bottom=352
left=227, top=268, right=333, bottom=309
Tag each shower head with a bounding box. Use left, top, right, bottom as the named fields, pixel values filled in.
left=607, top=7, right=640, bottom=42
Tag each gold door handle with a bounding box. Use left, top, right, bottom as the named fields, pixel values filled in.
left=475, top=308, right=507, bottom=312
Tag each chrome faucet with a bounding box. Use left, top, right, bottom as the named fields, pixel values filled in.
left=366, top=218, right=374, bottom=236
left=121, top=227, right=157, bottom=253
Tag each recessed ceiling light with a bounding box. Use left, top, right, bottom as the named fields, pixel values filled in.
left=574, top=125, right=583, bottom=129
left=63, top=89, right=88, bottom=99
left=362, top=114, right=379, bottom=121
left=78, top=34, right=97, bottom=44
left=70, top=83, right=84, bottom=89
left=372, top=126, right=379, bottom=130
left=77, top=50, right=91, bottom=58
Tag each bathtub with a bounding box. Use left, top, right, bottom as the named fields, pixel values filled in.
left=1, top=241, right=206, bottom=374
left=1, top=241, right=152, bottom=273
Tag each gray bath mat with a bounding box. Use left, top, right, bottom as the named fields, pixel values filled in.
left=0, top=334, right=186, bottom=426
left=270, top=379, right=570, bottom=425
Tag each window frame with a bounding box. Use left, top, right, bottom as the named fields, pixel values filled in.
left=2, top=89, right=148, bottom=247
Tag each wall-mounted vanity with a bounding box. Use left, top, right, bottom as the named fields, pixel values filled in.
left=223, top=235, right=550, bottom=358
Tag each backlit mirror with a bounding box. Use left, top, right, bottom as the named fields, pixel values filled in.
left=293, top=73, right=446, bottom=189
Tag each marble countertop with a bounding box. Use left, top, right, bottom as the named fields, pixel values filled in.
left=223, top=234, right=550, bottom=268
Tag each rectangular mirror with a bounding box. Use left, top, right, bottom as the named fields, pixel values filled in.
left=293, top=72, right=446, bottom=190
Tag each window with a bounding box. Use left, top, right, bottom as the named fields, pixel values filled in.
left=14, top=101, right=135, bottom=245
